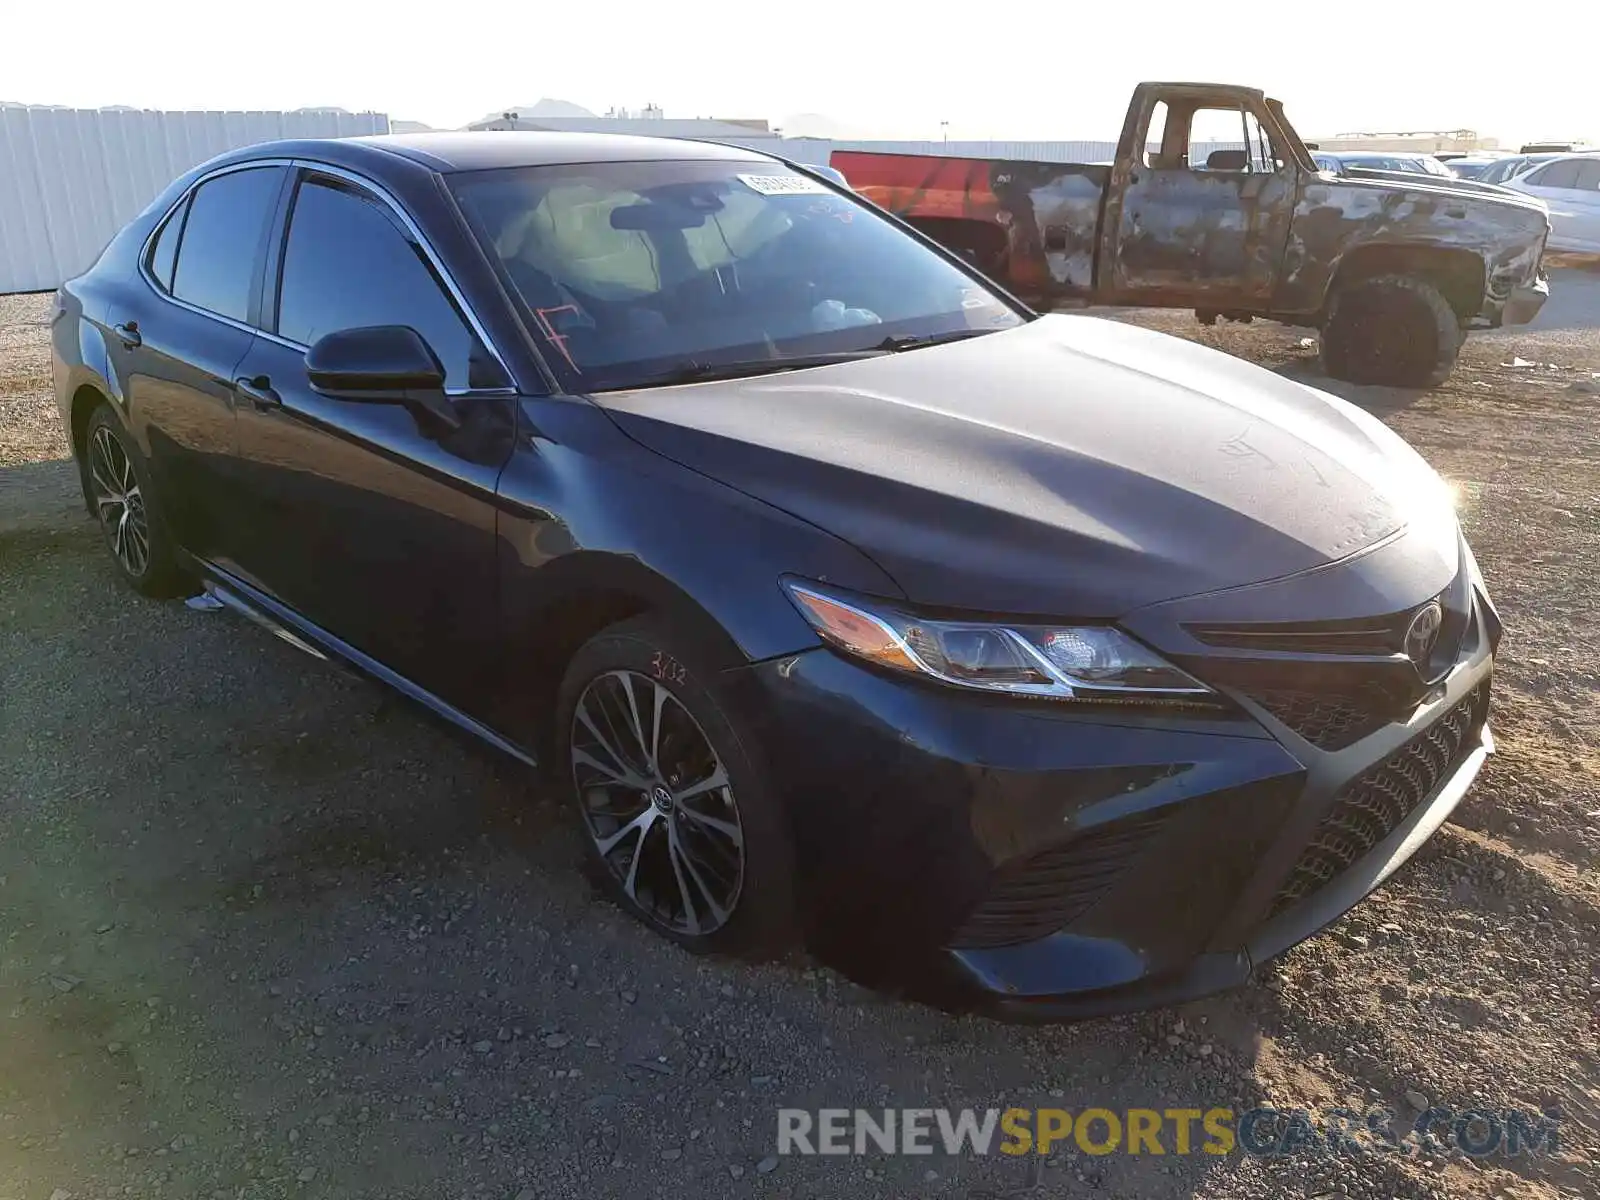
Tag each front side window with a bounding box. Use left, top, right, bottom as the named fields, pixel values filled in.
left=275, top=178, right=483, bottom=389
left=1528, top=161, right=1582, bottom=189
left=451, top=159, right=1024, bottom=392
left=1574, top=161, right=1600, bottom=191
left=170, top=167, right=285, bottom=322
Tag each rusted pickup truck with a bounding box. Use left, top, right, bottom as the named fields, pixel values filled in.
left=832, top=82, right=1550, bottom=387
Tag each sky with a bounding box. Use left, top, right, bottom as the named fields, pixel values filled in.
left=3, top=2, right=1593, bottom=147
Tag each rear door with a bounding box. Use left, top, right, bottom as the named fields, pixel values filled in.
left=227, top=167, right=517, bottom=710
left=109, top=164, right=287, bottom=559
left=1100, top=86, right=1297, bottom=304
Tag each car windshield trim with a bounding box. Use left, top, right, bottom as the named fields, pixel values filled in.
left=580, top=325, right=1008, bottom=393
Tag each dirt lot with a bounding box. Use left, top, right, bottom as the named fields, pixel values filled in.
left=1, top=284, right=1596, bottom=1200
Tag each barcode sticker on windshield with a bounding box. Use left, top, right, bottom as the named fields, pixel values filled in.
left=736, top=173, right=831, bottom=196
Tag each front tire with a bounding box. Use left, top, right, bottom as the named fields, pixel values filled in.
left=554, top=615, right=797, bottom=957
left=83, top=405, right=188, bottom=598
left=1319, top=273, right=1463, bottom=388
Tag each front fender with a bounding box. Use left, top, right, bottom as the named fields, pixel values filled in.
left=1277, top=176, right=1547, bottom=316
left=496, top=395, right=905, bottom=667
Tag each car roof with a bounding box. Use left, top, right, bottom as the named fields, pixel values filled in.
left=341, top=131, right=775, bottom=172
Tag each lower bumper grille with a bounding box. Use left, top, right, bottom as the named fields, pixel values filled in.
left=1270, top=682, right=1489, bottom=916
left=1247, top=685, right=1395, bottom=751
left=950, top=811, right=1168, bottom=949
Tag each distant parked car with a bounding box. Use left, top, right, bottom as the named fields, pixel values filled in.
left=1476, top=154, right=1562, bottom=185
left=1503, top=154, right=1600, bottom=252
left=1445, top=159, right=1497, bottom=181
left=1520, top=142, right=1591, bottom=154
left=1311, top=151, right=1457, bottom=180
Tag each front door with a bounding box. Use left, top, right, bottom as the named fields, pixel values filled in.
left=227, top=169, right=516, bottom=711
left=1521, top=158, right=1600, bottom=253
left=1102, top=88, right=1296, bottom=305
left=111, top=164, right=288, bottom=558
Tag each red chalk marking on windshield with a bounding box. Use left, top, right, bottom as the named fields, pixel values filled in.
left=534, top=305, right=580, bottom=371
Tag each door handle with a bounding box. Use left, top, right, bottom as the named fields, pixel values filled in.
left=233, top=375, right=282, bottom=411
left=113, top=321, right=141, bottom=349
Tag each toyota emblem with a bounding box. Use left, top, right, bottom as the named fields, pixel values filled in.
left=1404, top=601, right=1444, bottom=667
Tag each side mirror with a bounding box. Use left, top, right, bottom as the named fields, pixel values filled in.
left=306, top=325, right=446, bottom=393
left=305, top=326, right=461, bottom=431
left=1205, top=149, right=1249, bottom=172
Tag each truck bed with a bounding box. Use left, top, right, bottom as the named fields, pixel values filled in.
left=831, top=150, right=1110, bottom=298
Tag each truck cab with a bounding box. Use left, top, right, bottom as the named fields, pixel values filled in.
left=834, top=82, right=1550, bottom=387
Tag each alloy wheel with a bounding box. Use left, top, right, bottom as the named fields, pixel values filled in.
left=570, top=669, right=745, bottom=937
left=89, top=425, right=150, bottom=578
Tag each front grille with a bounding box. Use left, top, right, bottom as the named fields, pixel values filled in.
left=1245, top=684, right=1397, bottom=750
left=1187, top=616, right=1410, bottom=657
left=1270, top=683, right=1489, bottom=916
left=950, top=811, right=1168, bottom=949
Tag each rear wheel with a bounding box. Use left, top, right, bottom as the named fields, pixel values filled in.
left=83, top=405, right=187, bottom=597
left=1320, top=273, right=1463, bottom=388
left=555, top=615, right=796, bottom=957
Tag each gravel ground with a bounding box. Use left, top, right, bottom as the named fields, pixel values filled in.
left=1, top=284, right=1596, bottom=1200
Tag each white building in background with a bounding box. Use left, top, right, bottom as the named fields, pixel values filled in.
left=0, top=105, right=388, bottom=293
left=461, top=97, right=832, bottom=164
left=1305, top=130, right=1500, bottom=153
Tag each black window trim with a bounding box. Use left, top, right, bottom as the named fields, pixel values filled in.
left=143, top=192, right=192, bottom=294
left=138, top=159, right=292, bottom=336
left=263, top=162, right=513, bottom=395
left=138, top=157, right=513, bottom=395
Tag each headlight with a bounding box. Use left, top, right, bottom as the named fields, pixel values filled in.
left=783, top=580, right=1215, bottom=704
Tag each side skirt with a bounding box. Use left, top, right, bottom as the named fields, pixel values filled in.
left=190, top=559, right=539, bottom=770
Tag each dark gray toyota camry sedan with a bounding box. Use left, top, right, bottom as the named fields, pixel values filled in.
left=51, top=132, right=1500, bottom=1018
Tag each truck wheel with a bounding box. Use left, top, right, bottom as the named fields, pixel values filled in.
left=1320, top=274, right=1463, bottom=388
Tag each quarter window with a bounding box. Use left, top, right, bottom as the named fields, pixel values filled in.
left=146, top=197, right=187, bottom=292
left=275, top=178, right=483, bottom=389
left=170, top=167, right=285, bottom=322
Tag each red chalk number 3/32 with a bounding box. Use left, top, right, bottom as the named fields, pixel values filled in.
left=650, top=650, right=687, bottom=686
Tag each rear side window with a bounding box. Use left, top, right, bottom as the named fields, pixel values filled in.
left=171, top=167, right=285, bottom=322
left=1575, top=161, right=1600, bottom=191
left=275, top=178, right=480, bottom=388
left=146, top=197, right=187, bottom=292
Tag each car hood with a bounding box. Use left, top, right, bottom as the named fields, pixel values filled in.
left=598, top=315, right=1458, bottom=617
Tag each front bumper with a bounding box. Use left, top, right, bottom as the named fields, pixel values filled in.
left=731, top=588, right=1495, bottom=1020
left=1500, top=276, right=1549, bottom=327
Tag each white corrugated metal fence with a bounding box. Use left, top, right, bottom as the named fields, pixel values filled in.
left=0, top=107, right=388, bottom=294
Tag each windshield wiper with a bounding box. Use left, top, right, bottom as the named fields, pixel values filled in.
left=600, top=349, right=890, bottom=391
left=874, top=329, right=998, bottom=353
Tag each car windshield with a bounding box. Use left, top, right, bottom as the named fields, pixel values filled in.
left=450, top=158, right=1026, bottom=392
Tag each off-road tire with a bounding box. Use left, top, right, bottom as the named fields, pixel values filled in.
left=83, top=404, right=189, bottom=598
left=555, top=614, right=797, bottom=958
left=1320, top=273, right=1464, bottom=388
